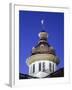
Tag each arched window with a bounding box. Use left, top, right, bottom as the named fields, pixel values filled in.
left=40, top=44, right=44, bottom=48
left=39, top=63, right=41, bottom=71
left=33, top=64, right=35, bottom=73
left=43, top=62, right=45, bottom=72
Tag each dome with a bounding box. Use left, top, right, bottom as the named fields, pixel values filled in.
left=32, top=31, right=56, bottom=56
left=26, top=31, right=60, bottom=66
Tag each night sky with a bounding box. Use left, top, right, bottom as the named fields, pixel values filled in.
left=19, top=10, right=64, bottom=74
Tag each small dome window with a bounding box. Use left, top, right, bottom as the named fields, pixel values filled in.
left=40, top=44, right=44, bottom=48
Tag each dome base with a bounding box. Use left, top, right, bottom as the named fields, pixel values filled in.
left=30, top=71, right=49, bottom=78
left=28, top=60, right=57, bottom=78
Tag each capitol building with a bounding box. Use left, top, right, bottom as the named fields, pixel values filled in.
left=26, top=20, right=60, bottom=78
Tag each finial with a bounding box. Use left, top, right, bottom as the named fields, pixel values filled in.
left=41, top=19, right=44, bottom=25
left=41, top=19, right=45, bottom=30
left=38, top=31, right=48, bottom=39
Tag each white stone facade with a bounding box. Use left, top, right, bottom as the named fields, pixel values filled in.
left=29, top=60, right=57, bottom=78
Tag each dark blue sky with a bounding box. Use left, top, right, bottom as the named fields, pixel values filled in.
left=19, top=10, right=64, bottom=74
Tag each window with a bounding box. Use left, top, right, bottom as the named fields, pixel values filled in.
left=40, top=44, right=44, bottom=48
left=33, top=64, right=35, bottom=73
left=39, top=63, right=41, bottom=71
left=53, top=64, right=54, bottom=72
left=43, top=62, right=45, bottom=72
left=49, top=63, right=51, bottom=72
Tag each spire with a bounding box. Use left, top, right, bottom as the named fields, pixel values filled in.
left=38, top=19, right=48, bottom=40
